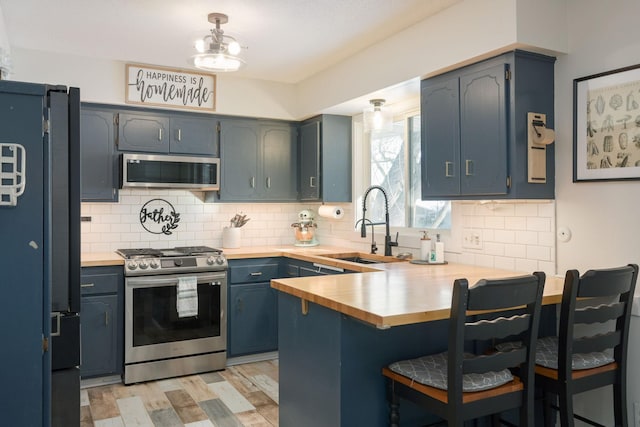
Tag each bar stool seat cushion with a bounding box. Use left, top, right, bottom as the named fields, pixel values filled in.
left=388, top=351, right=513, bottom=392
left=496, top=337, right=614, bottom=370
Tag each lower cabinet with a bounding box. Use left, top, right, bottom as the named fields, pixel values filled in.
left=229, top=282, right=278, bottom=357
left=227, top=258, right=280, bottom=357
left=80, top=266, right=123, bottom=378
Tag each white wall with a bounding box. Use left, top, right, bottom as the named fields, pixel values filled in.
left=555, top=0, right=640, bottom=423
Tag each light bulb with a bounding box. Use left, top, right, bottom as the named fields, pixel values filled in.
left=227, top=41, right=241, bottom=55
left=195, top=39, right=205, bottom=53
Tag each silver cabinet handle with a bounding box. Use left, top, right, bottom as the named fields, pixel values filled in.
left=177, top=128, right=182, bottom=142
left=158, top=128, right=163, bottom=141
left=309, top=176, right=316, bottom=188
left=104, top=311, right=109, bottom=326
left=465, top=159, right=473, bottom=176
left=81, top=283, right=95, bottom=288
left=266, top=177, right=271, bottom=188
left=250, top=177, right=255, bottom=188
left=250, top=272, right=263, bottom=276
left=445, top=161, right=454, bottom=177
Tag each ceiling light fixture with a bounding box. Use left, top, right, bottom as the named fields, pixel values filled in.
left=190, top=13, right=246, bottom=73
left=363, top=99, right=393, bottom=133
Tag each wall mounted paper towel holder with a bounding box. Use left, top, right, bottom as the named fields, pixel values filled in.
left=527, top=112, right=555, bottom=183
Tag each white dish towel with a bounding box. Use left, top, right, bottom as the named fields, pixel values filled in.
left=177, top=276, right=198, bottom=318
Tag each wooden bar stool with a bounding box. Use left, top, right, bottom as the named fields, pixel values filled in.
left=382, top=272, right=546, bottom=427
left=534, top=264, right=638, bottom=426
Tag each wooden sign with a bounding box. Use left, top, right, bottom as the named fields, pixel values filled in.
left=125, top=63, right=216, bottom=111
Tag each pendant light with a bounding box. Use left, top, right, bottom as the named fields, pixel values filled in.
left=363, top=99, right=393, bottom=133
left=190, top=13, right=246, bottom=73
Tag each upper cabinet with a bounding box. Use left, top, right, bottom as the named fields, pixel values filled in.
left=217, top=118, right=297, bottom=202
left=299, top=114, right=352, bottom=202
left=117, top=110, right=218, bottom=156
left=421, top=50, right=555, bottom=200
left=80, top=106, right=118, bottom=202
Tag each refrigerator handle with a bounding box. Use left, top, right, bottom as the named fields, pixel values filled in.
left=51, top=312, right=61, bottom=337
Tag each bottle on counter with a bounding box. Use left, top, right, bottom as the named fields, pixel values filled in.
left=420, top=231, right=432, bottom=261
left=434, top=233, right=445, bottom=263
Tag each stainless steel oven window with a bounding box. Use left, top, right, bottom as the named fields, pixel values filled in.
left=125, top=272, right=227, bottom=364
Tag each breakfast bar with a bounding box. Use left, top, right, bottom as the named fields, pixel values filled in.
left=271, top=261, right=565, bottom=427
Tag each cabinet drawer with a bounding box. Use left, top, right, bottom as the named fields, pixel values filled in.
left=80, top=271, right=119, bottom=295
left=230, top=263, right=280, bottom=284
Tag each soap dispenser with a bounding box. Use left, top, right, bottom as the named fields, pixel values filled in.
left=420, top=231, right=432, bottom=261
left=434, top=233, right=445, bottom=264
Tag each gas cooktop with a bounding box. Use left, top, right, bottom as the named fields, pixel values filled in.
left=116, top=246, right=227, bottom=276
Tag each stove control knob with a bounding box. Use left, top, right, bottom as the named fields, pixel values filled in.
left=127, top=261, right=138, bottom=270
left=206, top=256, right=215, bottom=265
left=149, top=259, right=159, bottom=269
left=174, top=258, right=183, bottom=267
left=215, top=256, right=225, bottom=265
left=139, top=260, right=149, bottom=269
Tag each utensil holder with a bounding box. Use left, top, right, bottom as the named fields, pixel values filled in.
left=222, top=227, right=241, bottom=248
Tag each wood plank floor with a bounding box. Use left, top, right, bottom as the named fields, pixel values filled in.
left=81, top=360, right=279, bottom=427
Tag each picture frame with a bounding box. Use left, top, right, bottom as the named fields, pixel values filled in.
left=573, top=64, right=640, bottom=181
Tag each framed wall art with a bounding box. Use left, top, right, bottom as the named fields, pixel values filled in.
left=573, top=64, right=640, bottom=181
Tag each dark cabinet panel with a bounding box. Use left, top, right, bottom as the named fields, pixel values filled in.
left=80, top=267, right=123, bottom=379
left=228, top=282, right=278, bottom=357
left=169, top=115, right=218, bottom=156
left=218, top=119, right=297, bottom=201
left=80, top=295, right=118, bottom=377
left=117, top=112, right=170, bottom=153
left=421, top=50, right=555, bottom=200
left=80, top=108, right=118, bottom=202
left=299, top=114, right=352, bottom=202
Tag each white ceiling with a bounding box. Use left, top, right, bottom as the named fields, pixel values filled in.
left=0, top=0, right=457, bottom=85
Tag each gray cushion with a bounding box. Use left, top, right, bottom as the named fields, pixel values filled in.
left=495, top=337, right=614, bottom=370
left=388, top=352, right=513, bottom=392
left=535, top=336, right=614, bottom=370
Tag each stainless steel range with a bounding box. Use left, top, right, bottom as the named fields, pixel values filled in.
left=117, top=246, right=227, bottom=385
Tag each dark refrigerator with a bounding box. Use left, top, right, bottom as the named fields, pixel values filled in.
left=0, top=80, right=80, bottom=427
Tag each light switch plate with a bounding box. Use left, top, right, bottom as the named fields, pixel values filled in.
left=462, top=229, right=482, bottom=250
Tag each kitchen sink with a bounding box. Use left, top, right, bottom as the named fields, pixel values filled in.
left=321, top=252, right=405, bottom=264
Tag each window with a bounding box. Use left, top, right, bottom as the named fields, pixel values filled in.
left=368, top=112, right=451, bottom=229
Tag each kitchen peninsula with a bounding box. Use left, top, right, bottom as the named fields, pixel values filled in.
left=269, top=253, right=564, bottom=427
left=81, top=247, right=564, bottom=426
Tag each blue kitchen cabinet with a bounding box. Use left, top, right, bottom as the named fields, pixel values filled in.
left=80, top=106, right=118, bottom=202
left=299, top=114, right=352, bottom=202
left=117, top=111, right=170, bottom=153
left=80, top=266, right=123, bottom=378
left=227, top=259, right=281, bottom=357
left=421, top=50, right=555, bottom=199
left=117, top=110, right=218, bottom=155
left=168, top=115, right=218, bottom=156
left=217, top=118, right=297, bottom=202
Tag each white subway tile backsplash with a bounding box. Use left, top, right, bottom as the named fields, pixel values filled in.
left=494, top=256, right=516, bottom=271
left=81, top=189, right=319, bottom=253
left=515, top=258, right=539, bottom=273
left=485, top=216, right=505, bottom=229
left=526, top=217, right=551, bottom=232
left=493, top=229, right=515, bottom=244
left=515, top=203, right=538, bottom=217
left=526, top=245, right=551, bottom=261
left=515, top=230, right=538, bottom=245
left=504, top=244, right=527, bottom=258
left=504, top=216, right=527, bottom=230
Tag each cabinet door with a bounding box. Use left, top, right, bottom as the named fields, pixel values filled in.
left=299, top=121, right=320, bottom=200
left=228, top=282, right=278, bottom=357
left=80, top=295, right=118, bottom=378
left=219, top=119, right=260, bottom=200
left=170, top=116, right=218, bottom=156
left=459, top=63, right=508, bottom=195
left=421, top=77, right=460, bottom=198
left=117, top=112, right=169, bottom=153
left=262, top=124, right=297, bottom=200
left=80, top=108, right=118, bottom=201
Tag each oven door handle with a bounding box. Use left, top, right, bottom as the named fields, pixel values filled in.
left=126, top=273, right=226, bottom=287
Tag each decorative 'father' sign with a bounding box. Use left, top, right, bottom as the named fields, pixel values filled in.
left=140, top=199, right=181, bottom=235
left=126, top=63, right=216, bottom=111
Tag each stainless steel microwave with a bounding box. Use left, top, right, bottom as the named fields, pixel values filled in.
left=120, top=153, right=220, bottom=190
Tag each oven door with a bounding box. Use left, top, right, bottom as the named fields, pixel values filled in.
left=125, top=271, right=227, bottom=364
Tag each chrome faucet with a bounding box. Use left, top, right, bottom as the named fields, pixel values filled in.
left=357, top=185, right=398, bottom=256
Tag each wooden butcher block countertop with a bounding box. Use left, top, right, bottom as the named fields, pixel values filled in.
left=82, top=246, right=564, bottom=328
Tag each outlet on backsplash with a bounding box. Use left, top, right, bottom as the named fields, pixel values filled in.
left=462, top=228, right=483, bottom=249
